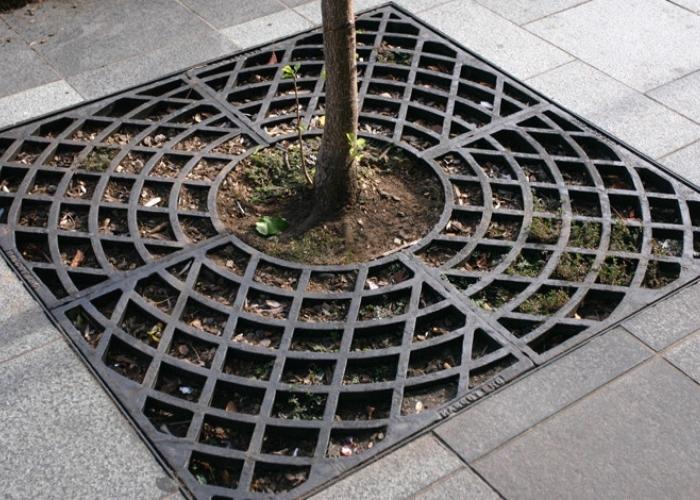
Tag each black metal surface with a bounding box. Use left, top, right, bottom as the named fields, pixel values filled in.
left=0, top=4, right=699, bottom=498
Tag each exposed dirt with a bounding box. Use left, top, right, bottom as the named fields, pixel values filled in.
left=217, top=138, right=443, bottom=265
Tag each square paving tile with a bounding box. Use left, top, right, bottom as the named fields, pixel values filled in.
left=434, top=329, right=651, bottom=462
left=0, top=21, right=59, bottom=98
left=414, top=466, right=499, bottom=500
left=66, top=30, right=238, bottom=100
left=1, top=0, right=217, bottom=76
left=473, top=359, right=700, bottom=500
left=311, top=435, right=463, bottom=500
left=660, top=140, right=700, bottom=186
left=179, top=0, right=286, bottom=29
left=0, top=257, right=61, bottom=363
left=647, top=69, right=700, bottom=123
left=0, top=4, right=699, bottom=498
left=0, top=339, right=172, bottom=499
left=669, top=0, right=700, bottom=13
left=622, top=282, right=700, bottom=350
left=0, top=80, right=83, bottom=128
left=420, top=0, right=573, bottom=79
left=220, top=8, right=313, bottom=48
left=476, top=0, right=589, bottom=25
left=528, top=0, right=700, bottom=91
left=664, top=332, right=700, bottom=382
left=528, top=61, right=700, bottom=159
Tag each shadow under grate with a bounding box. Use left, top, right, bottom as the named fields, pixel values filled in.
left=1, top=3, right=699, bottom=498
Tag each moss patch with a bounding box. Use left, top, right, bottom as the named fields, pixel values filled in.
left=528, top=217, right=561, bottom=244
left=518, top=288, right=571, bottom=315
left=597, top=257, right=636, bottom=286
left=569, top=221, right=601, bottom=249
left=553, top=253, right=592, bottom=282
left=81, top=148, right=117, bottom=172
left=244, top=144, right=311, bottom=204
left=609, top=219, right=641, bottom=252
left=506, top=251, right=549, bottom=277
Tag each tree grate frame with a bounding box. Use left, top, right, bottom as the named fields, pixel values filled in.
left=1, top=3, right=699, bottom=498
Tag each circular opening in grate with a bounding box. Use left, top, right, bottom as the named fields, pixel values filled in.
left=215, top=135, right=446, bottom=264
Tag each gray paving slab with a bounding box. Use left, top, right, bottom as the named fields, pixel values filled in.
left=220, top=8, right=313, bottom=49
left=664, top=332, right=700, bottom=383
left=669, top=0, right=700, bottom=12
left=294, top=0, right=413, bottom=24
left=419, top=0, right=573, bottom=80
left=528, top=60, right=700, bottom=158
left=0, top=20, right=59, bottom=98
left=0, top=80, right=83, bottom=129
left=67, top=30, right=237, bottom=100
left=311, top=435, right=463, bottom=500
left=527, top=0, right=700, bottom=92
left=2, top=0, right=216, bottom=77
left=660, top=139, right=700, bottom=186
left=177, top=0, right=285, bottom=29
left=0, top=258, right=61, bottom=363
left=390, top=0, right=456, bottom=14
left=354, top=0, right=394, bottom=11
left=434, top=328, right=651, bottom=462
left=293, top=0, right=400, bottom=24
left=0, top=339, right=178, bottom=499
left=475, top=0, right=590, bottom=25
left=647, top=69, right=700, bottom=124
left=280, top=0, right=315, bottom=7
left=473, top=359, right=700, bottom=500
left=622, top=282, right=700, bottom=351
left=414, top=466, right=500, bottom=500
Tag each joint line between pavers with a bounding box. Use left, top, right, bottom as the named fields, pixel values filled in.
left=0, top=336, right=62, bottom=366
left=427, top=431, right=507, bottom=500
left=469, top=349, right=658, bottom=465
left=661, top=354, right=700, bottom=387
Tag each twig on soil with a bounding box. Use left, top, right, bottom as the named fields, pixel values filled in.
left=379, top=144, right=393, bottom=161
left=379, top=239, right=419, bottom=257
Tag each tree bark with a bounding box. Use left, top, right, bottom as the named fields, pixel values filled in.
left=307, top=0, right=359, bottom=224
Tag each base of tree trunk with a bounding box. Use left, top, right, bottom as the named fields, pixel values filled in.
left=217, top=138, right=443, bottom=265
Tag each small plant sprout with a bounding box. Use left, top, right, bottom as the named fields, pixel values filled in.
left=282, top=63, right=313, bottom=186
left=346, top=133, right=366, bottom=163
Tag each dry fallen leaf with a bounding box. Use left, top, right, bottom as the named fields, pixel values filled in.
left=144, top=196, right=161, bottom=207
left=70, top=249, right=85, bottom=268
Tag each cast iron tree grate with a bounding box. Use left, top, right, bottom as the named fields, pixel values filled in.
left=0, top=4, right=699, bottom=498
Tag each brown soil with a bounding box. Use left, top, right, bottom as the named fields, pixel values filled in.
left=216, top=138, right=443, bottom=265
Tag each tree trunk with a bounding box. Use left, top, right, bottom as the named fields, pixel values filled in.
left=307, top=0, right=359, bottom=224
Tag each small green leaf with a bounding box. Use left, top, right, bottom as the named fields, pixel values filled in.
left=282, top=64, right=297, bottom=79
left=256, top=216, right=289, bottom=236
left=147, top=323, right=163, bottom=343
left=346, top=132, right=366, bottom=161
